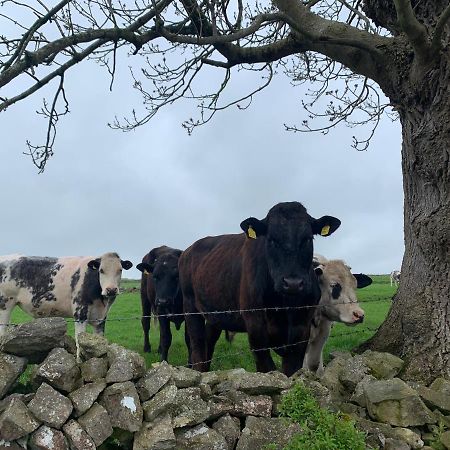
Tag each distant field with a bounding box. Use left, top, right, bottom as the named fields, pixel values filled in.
left=10, top=275, right=395, bottom=372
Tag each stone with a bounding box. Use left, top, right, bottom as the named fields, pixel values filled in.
left=209, top=390, right=272, bottom=419
left=201, top=369, right=246, bottom=388
left=418, top=378, right=450, bottom=414
left=32, top=348, right=82, bottom=393
left=0, top=394, right=34, bottom=414
left=384, top=438, right=411, bottom=450
left=320, top=353, right=348, bottom=397
left=354, top=417, right=424, bottom=449
left=361, top=350, right=404, bottom=379
left=171, top=366, right=201, bottom=388
left=338, top=355, right=369, bottom=392
left=0, top=439, right=25, bottom=449
left=212, top=414, right=241, bottom=450
left=363, top=378, right=435, bottom=427
left=29, top=425, right=69, bottom=450
left=300, top=379, right=333, bottom=409
left=136, top=361, right=173, bottom=401
left=133, top=414, right=176, bottom=450
left=99, top=381, right=143, bottom=432
left=215, top=371, right=292, bottom=396
left=0, top=318, right=67, bottom=364
left=440, top=430, right=450, bottom=449
left=28, top=383, right=73, bottom=429
left=171, top=387, right=211, bottom=428
left=80, top=357, right=108, bottom=382
left=105, top=343, right=146, bottom=383
left=350, top=374, right=377, bottom=408
left=77, top=402, right=112, bottom=447
left=174, top=423, right=228, bottom=450
left=0, top=398, right=40, bottom=440
left=0, top=353, right=27, bottom=400
left=62, top=420, right=96, bottom=450
left=143, top=385, right=178, bottom=422
left=62, top=335, right=77, bottom=356
left=69, top=379, right=106, bottom=417
left=236, top=416, right=301, bottom=450
left=77, top=332, right=109, bottom=359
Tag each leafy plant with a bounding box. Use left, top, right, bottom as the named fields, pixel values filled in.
left=278, top=383, right=366, bottom=450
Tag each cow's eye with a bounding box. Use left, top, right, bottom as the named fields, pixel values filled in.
left=331, top=283, right=342, bottom=299
left=100, top=269, right=104, bottom=274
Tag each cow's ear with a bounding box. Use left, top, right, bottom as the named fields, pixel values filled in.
left=240, top=217, right=267, bottom=239
left=121, top=260, right=133, bottom=270
left=312, top=216, right=341, bottom=237
left=136, top=262, right=152, bottom=274
left=354, top=273, right=372, bottom=289
left=88, top=259, right=100, bottom=270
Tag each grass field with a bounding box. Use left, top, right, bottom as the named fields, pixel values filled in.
left=10, top=276, right=395, bottom=372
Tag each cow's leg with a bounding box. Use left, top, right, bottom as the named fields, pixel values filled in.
left=184, top=297, right=208, bottom=371
left=244, top=315, right=276, bottom=373
left=141, top=298, right=152, bottom=353
left=281, top=324, right=311, bottom=376
left=303, top=322, right=331, bottom=376
left=185, top=327, right=192, bottom=367
left=0, top=294, right=15, bottom=337
left=205, top=323, right=222, bottom=371
left=158, top=318, right=172, bottom=362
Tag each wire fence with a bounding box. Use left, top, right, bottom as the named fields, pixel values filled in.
left=0, top=299, right=388, bottom=369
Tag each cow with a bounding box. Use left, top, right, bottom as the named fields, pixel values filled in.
left=178, top=201, right=341, bottom=376
left=390, top=270, right=401, bottom=286
left=136, top=245, right=234, bottom=362
left=136, top=246, right=184, bottom=361
left=303, top=255, right=372, bottom=376
left=0, top=252, right=133, bottom=359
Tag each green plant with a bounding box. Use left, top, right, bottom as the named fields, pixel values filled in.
left=278, top=383, right=366, bottom=450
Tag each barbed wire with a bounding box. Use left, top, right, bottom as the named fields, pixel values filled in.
left=189, top=326, right=380, bottom=368
left=0, top=298, right=391, bottom=327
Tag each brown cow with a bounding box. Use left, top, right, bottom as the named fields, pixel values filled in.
left=179, top=201, right=341, bottom=375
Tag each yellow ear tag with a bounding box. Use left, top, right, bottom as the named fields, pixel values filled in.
left=320, top=225, right=330, bottom=236
left=248, top=226, right=257, bottom=239
left=144, top=270, right=150, bottom=275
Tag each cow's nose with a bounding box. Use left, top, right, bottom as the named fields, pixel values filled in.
left=156, top=298, right=170, bottom=307
left=282, top=277, right=304, bottom=293
left=105, top=287, right=118, bottom=297
left=353, top=311, right=364, bottom=323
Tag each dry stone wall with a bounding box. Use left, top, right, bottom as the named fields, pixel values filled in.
left=1, top=318, right=450, bottom=449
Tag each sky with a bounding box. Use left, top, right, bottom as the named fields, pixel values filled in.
left=1, top=47, right=404, bottom=278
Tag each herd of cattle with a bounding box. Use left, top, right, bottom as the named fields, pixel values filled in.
left=0, top=201, right=375, bottom=376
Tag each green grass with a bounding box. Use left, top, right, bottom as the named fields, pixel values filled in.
left=10, top=275, right=395, bottom=371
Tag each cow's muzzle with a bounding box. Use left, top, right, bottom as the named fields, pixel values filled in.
left=352, top=311, right=365, bottom=324
left=104, top=287, right=118, bottom=297
left=281, top=277, right=304, bottom=294
left=155, top=298, right=172, bottom=308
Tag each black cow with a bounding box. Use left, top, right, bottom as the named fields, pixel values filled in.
left=136, top=246, right=184, bottom=361
left=178, top=202, right=341, bottom=375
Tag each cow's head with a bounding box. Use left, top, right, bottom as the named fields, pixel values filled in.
left=87, top=252, right=133, bottom=298
left=240, top=202, right=341, bottom=297
left=313, top=257, right=372, bottom=325
left=136, top=247, right=182, bottom=312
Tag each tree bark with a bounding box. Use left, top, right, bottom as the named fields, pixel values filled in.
left=359, top=59, right=450, bottom=383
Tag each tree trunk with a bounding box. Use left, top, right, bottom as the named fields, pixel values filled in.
left=359, top=64, right=450, bottom=383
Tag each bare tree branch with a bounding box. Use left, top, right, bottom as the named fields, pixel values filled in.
left=431, top=3, right=450, bottom=53
left=392, top=0, right=430, bottom=62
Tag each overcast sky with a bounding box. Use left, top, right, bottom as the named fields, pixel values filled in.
left=1, top=50, right=403, bottom=278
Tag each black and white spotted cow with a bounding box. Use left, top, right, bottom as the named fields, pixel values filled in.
left=0, top=253, right=132, bottom=358
left=303, top=255, right=372, bottom=376
left=390, top=270, right=401, bottom=286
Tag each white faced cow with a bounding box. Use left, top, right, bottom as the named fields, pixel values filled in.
left=303, top=255, right=372, bottom=376
left=0, top=253, right=132, bottom=358
left=390, top=270, right=401, bottom=286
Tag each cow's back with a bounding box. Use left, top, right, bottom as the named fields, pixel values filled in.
left=1, top=255, right=91, bottom=318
